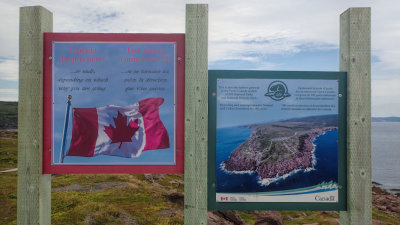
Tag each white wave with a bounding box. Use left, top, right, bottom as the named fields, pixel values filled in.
left=304, top=167, right=315, bottom=172
left=319, top=181, right=338, bottom=190
left=258, top=168, right=302, bottom=186
left=257, top=163, right=317, bottom=186
left=220, top=162, right=255, bottom=175
left=311, top=142, right=317, bottom=166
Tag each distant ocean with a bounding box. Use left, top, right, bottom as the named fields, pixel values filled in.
left=372, top=122, right=400, bottom=194
left=216, top=127, right=338, bottom=193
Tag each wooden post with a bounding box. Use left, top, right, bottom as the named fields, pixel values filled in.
left=184, top=4, right=209, bottom=224
left=339, top=8, right=371, bottom=225
left=17, top=6, right=52, bottom=225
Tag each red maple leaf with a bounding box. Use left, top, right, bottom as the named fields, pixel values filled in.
left=104, top=111, right=140, bottom=148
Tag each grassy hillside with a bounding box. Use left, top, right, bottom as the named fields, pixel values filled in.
left=0, top=102, right=17, bottom=129
left=0, top=131, right=185, bottom=225
left=1, top=131, right=400, bottom=224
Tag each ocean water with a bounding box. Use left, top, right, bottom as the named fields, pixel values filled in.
left=216, top=127, right=339, bottom=193
left=372, top=122, right=400, bottom=193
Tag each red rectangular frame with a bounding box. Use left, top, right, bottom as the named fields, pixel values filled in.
left=43, top=33, right=185, bottom=174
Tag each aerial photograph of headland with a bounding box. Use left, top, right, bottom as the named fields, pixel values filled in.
left=216, top=113, right=341, bottom=203
left=223, top=114, right=337, bottom=182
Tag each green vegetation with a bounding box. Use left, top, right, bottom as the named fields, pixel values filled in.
left=280, top=211, right=339, bottom=225
left=0, top=131, right=184, bottom=225
left=51, top=178, right=184, bottom=225
left=238, top=210, right=400, bottom=225
left=0, top=130, right=17, bottom=170
left=0, top=102, right=17, bottom=129
left=372, top=207, right=400, bottom=225
left=0, top=130, right=18, bottom=224
left=237, top=211, right=258, bottom=224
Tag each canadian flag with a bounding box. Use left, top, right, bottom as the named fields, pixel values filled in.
left=66, top=97, right=170, bottom=158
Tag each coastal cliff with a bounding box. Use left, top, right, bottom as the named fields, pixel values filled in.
left=223, top=115, right=338, bottom=180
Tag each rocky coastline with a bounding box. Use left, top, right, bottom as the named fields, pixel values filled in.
left=373, top=184, right=400, bottom=217
left=223, top=126, right=337, bottom=180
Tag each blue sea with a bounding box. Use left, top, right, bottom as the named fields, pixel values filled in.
left=372, top=122, right=400, bottom=193
left=216, top=126, right=339, bottom=193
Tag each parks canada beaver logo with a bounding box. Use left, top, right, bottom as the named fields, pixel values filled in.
left=265, top=80, right=291, bottom=101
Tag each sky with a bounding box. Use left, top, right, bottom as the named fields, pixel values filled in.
left=0, top=0, right=399, bottom=117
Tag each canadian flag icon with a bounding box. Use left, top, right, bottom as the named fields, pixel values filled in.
left=220, top=197, right=228, bottom=201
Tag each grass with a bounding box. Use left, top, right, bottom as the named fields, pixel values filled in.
left=0, top=130, right=184, bottom=225
left=238, top=210, right=400, bottom=225
left=50, top=175, right=184, bottom=225
left=373, top=207, right=400, bottom=225
left=237, top=211, right=258, bottom=224
left=280, top=210, right=339, bottom=225
left=0, top=130, right=18, bottom=224
left=0, top=130, right=18, bottom=171
left=0, top=102, right=17, bottom=129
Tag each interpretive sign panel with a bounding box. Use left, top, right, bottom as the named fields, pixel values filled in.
left=208, top=70, right=346, bottom=210
left=43, top=33, right=184, bottom=174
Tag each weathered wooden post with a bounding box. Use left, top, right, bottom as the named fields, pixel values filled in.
left=17, top=6, right=52, bottom=225
left=339, top=8, right=371, bottom=225
left=184, top=4, right=209, bottom=224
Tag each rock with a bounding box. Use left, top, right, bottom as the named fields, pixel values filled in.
left=319, top=211, right=338, bottom=216
left=372, top=186, right=400, bottom=216
left=84, top=210, right=139, bottom=225
left=372, top=219, right=386, bottom=225
left=372, top=181, right=382, bottom=186
left=166, top=192, right=184, bottom=206
left=284, top=215, right=293, bottom=221
left=158, top=208, right=183, bottom=218
left=373, top=186, right=389, bottom=195
left=169, top=180, right=184, bottom=187
left=254, top=211, right=283, bottom=225
left=118, top=211, right=140, bottom=225
left=212, top=210, right=245, bottom=225
left=390, top=188, right=400, bottom=193
left=52, top=182, right=129, bottom=193
left=143, top=174, right=154, bottom=182
left=296, top=212, right=307, bottom=217
left=152, top=182, right=164, bottom=189
left=153, top=174, right=164, bottom=180
left=208, top=211, right=233, bottom=225
left=330, top=218, right=340, bottom=225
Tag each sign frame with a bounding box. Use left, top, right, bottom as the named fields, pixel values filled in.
left=208, top=70, right=347, bottom=210
left=43, top=33, right=185, bottom=174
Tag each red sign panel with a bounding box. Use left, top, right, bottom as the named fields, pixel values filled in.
left=43, top=33, right=184, bottom=174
